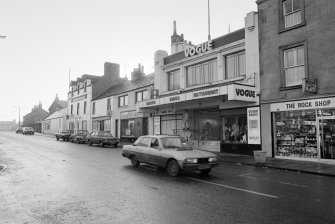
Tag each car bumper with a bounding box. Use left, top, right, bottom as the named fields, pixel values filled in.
left=103, top=140, right=119, bottom=145
left=181, top=162, right=218, bottom=171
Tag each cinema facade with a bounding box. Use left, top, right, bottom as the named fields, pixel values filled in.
left=137, top=12, right=261, bottom=155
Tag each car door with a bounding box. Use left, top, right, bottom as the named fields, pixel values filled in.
left=135, top=137, right=151, bottom=162
left=147, top=138, right=166, bottom=166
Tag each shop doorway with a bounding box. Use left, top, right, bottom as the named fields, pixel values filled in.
left=317, top=117, right=335, bottom=161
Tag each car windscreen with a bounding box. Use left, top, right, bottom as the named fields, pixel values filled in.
left=100, top=132, right=113, bottom=137
left=161, top=137, right=193, bottom=150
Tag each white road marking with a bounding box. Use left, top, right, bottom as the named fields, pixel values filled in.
left=279, top=181, right=308, bottom=188
left=187, top=177, right=279, bottom=199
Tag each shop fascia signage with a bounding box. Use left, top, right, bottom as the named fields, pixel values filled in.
left=184, top=40, right=213, bottom=58
left=270, top=97, right=335, bottom=112
left=191, top=87, right=220, bottom=99
left=120, top=110, right=144, bottom=119
left=228, top=84, right=257, bottom=102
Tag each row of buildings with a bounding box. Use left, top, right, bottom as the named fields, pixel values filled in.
left=37, top=0, right=335, bottom=164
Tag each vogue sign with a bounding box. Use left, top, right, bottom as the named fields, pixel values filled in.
left=184, top=40, right=213, bottom=58
left=228, top=84, right=257, bottom=102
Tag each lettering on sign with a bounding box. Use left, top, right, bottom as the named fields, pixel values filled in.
left=146, top=100, right=157, bottom=106
left=236, top=89, right=256, bottom=98
left=228, top=84, right=257, bottom=102
left=271, top=97, right=335, bottom=112
left=193, top=89, right=219, bottom=98
left=286, top=100, right=331, bottom=110
left=184, top=40, right=213, bottom=58
left=169, top=96, right=180, bottom=102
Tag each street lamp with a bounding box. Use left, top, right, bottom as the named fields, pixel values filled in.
left=14, top=106, right=20, bottom=127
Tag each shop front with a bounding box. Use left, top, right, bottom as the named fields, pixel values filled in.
left=270, top=97, right=335, bottom=162
left=120, top=110, right=149, bottom=142
left=92, top=116, right=111, bottom=132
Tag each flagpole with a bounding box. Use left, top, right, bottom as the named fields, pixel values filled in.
left=208, top=0, right=211, bottom=40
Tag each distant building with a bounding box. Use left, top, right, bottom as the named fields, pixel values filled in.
left=42, top=108, right=67, bottom=134
left=22, top=102, right=48, bottom=133
left=48, top=94, right=67, bottom=115
left=0, top=120, right=17, bottom=131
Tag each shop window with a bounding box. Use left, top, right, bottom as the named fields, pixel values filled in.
left=119, top=95, right=128, bottom=107
left=282, top=0, right=304, bottom=29
left=121, top=119, right=135, bottom=137
left=222, top=114, right=247, bottom=144
left=226, top=51, right=245, bottom=79
left=168, top=70, right=180, bottom=91
left=136, top=90, right=148, bottom=103
left=161, top=115, right=183, bottom=136
left=274, top=110, right=317, bottom=158
left=186, top=59, right=217, bottom=88
left=282, top=45, right=305, bottom=87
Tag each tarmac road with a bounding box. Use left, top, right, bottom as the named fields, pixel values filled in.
left=0, top=132, right=334, bottom=224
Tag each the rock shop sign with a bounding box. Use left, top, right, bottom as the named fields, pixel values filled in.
left=184, top=40, right=213, bottom=58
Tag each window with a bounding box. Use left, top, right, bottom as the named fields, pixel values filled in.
left=186, top=59, right=217, bottom=87
left=226, top=52, right=245, bottom=79
left=283, top=46, right=305, bottom=86
left=71, top=87, right=74, bottom=97
left=82, top=120, right=87, bottom=130
left=92, top=102, right=96, bottom=115
left=84, top=101, right=87, bottom=114
left=137, top=137, right=150, bottom=147
left=283, top=0, right=302, bottom=28
left=136, top=90, right=148, bottom=103
left=71, top=104, right=73, bottom=114
left=119, top=95, right=128, bottom=107
left=77, top=85, right=80, bottom=94
left=77, top=103, right=80, bottom=115
left=84, top=82, right=87, bottom=92
left=168, top=70, right=180, bottom=91
left=107, top=98, right=111, bottom=110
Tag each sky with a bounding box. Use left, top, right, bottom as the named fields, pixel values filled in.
left=0, top=0, right=257, bottom=122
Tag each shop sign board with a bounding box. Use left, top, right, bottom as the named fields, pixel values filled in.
left=302, top=78, right=317, bottom=93
left=228, top=84, right=257, bottom=102
left=144, top=99, right=159, bottom=107
left=191, top=87, right=220, bottom=100
left=270, top=97, right=335, bottom=112
left=154, top=116, right=160, bottom=135
left=92, top=116, right=110, bottom=121
left=247, top=107, right=261, bottom=144
left=120, top=111, right=144, bottom=119
left=163, top=93, right=186, bottom=104
left=184, top=40, right=213, bottom=58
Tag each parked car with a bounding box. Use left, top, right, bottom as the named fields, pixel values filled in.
left=22, top=127, right=35, bottom=135
left=55, top=130, right=73, bottom=141
left=86, top=131, right=119, bottom=147
left=122, top=135, right=218, bottom=176
left=70, top=130, right=89, bottom=143
left=16, top=127, right=23, bottom=134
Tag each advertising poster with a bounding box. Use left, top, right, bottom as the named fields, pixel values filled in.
left=154, top=116, right=160, bottom=135
left=247, top=107, right=261, bottom=144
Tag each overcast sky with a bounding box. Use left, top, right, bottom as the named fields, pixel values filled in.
left=0, top=0, right=256, bottom=122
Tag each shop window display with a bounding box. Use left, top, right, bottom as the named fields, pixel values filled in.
left=222, top=114, right=247, bottom=144
left=121, top=119, right=135, bottom=137
left=274, top=110, right=317, bottom=158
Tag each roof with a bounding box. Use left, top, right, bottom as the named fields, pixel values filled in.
left=43, top=108, right=67, bottom=120
left=94, top=73, right=154, bottom=100
left=70, top=74, right=101, bottom=86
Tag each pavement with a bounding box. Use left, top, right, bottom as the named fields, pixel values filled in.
left=19, top=133, right=335, bottom=178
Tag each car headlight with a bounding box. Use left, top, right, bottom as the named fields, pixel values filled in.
left=208, top=157, right=217, bottom=163
left=185, top=158, right=198, bottom=163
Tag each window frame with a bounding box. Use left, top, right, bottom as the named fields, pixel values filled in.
left=225, top=51, right=246, bottom=80
left=186, top=58, right=218, bottom=88
left=135, top=90, right=148, bottom=103
left=118, top=95, right=129, bottom=107
left=168, top=70, right=180, bottom=91
left=279, top=40, right=308, bottom=90
left=279, top=0, right=305, bottom=33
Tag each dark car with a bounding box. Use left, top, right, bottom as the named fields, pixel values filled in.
left=55, top=130, right=73, bottom=141
left=86, top=131, right=119, bottom=147
left=70, top=130, right=89, bottom=143
left=22, top=127, right=35, bottom=135
left=16, top=127, right=23, bottom=134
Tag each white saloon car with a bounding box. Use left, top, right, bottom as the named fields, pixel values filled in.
left=122, top=135, right=218, bottom=176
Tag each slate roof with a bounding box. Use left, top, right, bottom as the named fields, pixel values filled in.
left=43, top=108, right=67, bottom=120
left=94, top=73, right=154, bottom=100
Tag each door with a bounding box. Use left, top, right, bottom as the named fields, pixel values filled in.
left=147, top=138, right=165, bottom=166
left=317, top=117, right=335, bottom=160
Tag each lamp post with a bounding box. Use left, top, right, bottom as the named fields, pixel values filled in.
left=14, top=106, right=20, bottom=127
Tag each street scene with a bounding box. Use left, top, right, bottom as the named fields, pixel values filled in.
left=1, top=132, right=335, bottom=224
left=1, top=0, right=335, bottom=223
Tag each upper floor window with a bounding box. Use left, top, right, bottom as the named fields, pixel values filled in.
left=77, top=85, right=80, bottom=94
left=226, top=51, right=245, bottom=79
left=70, top=104, right=73, bottom=114
left=283, top=45, right=305, bottom=87
left=282, top=0, right=303, bottom=29
left=71, top=87, right=74, bottom=97
left=92, top=102, right=96, bottom=115
left=84, top=101, right=87, bottom=114
left=77, top=103, right=80, bottom=115
left=186, top=59, right=217, bottom=88
left=119, top=95, right=128, bottom=107
left=136, top=90, right=148, bottom=103
left=168, top=70, right=180, bottom=91
left=107, top=98, right=111, bottom=110
left=84, top=82, right=87, bottom=92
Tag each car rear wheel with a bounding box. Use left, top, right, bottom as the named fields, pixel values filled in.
left=167, top=159, right=180, bottom=177
left=200, top=168, right=212, bottom=175
left=99, top=141, right=104, bottom=147
left=56, top=137, right=59, bottom=140
left=130, top=155, right=140, bottom=167
left=113, top=143, right=118, bottom=148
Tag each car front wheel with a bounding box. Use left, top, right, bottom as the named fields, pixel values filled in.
left=167, top=159, right=180, bottom=177
left=88, top=140, right=92, bottom=146
left=130, top=155, right=140, bottom=167
left=99, top=141, right=104, bottom=147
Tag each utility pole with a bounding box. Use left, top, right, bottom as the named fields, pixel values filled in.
left=208, top=0, right=211, bottom=40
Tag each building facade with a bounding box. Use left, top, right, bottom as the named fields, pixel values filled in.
left=257, top=0, right=335, bottom=162
left=42, top=108, right=68, bottom=134
left=22, top=103, right=49, bottom=133
left=138, top=12, right=260, bottom=154
left=0, top=120, right=17, bottom=131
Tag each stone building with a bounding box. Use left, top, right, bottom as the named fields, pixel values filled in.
left=22, top=102, right=48, bottom=133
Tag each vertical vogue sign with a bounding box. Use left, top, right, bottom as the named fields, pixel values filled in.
left=184, top=40, right=213, bottom=58
left=228, top=84, right=257, bottom=102
left=247, top=107, right=261, bottom=144
left=154, top=116, right=160, bottom=135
